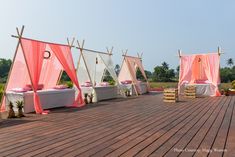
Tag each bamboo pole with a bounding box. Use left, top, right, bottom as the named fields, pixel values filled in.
left=178, top=49, right=181, bottom=58
left=76, top=47, right=110, bottom=55
left=11, top=35, right=75, bottom=48
left=77, top=40, right=94, bottom=87
left=1, top=26, right=25, bottom=109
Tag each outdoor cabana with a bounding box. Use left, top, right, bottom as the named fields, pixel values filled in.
left=76, top=40, right=119, bottom=102
left=0, top=26, right=83, bottom=114
left=118, top=52, right=150, bottom=96
left=178, top=48, right=221, bottom=97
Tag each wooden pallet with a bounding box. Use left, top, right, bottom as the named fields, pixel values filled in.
left=184, top=85, right=196, bottom=98
left=164, top=88, right=179, bottom=103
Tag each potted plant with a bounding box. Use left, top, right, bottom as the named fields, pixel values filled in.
left=124, top=89, right=131, bottom=97
left=88, top=93, right=94, bottom=103
left=225, top=88, right=230, bottom=96
left=228, top=80, right=235, bottom=95
left=8, top=101, right=16, bottom=118
left=84, top=93, right=89, bottom=104
left=16, top=100, right=25, bottom=117
left=220, top=89, right=225, bottom=95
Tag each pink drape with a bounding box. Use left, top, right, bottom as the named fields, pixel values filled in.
left=118, top=56, right=149, bottom=94
left=49, top=44, right=84, bottom=107
left=39, top=45, right=63, bottom=89
left=179, top=53, right=221, bottom=96
left=21, top=38, right=46, bottom=114
left=1, top=45, right=31, bottom=112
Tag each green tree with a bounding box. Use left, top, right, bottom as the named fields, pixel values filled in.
left=220, top=67, right=233, bottom=83
left=0, top=58, right=12, bottom=83
left=103, top=69, right=113, bottom=82
left=153, top=62, right=175, bottom=82
left=60, top=71, right=71, bottom=82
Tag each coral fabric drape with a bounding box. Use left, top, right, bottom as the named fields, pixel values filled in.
left=21, top=38, right=46, bottom=113
left=39, top=45, right=63, bottom=89
left=179, top=53, right=221, bottom=96
left=49, top=44, right=84, bottom=106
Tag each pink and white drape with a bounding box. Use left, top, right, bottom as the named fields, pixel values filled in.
left=1, top=38, right=84, bottom=114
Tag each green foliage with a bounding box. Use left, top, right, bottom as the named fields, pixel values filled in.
left=16, top=100, right=24, bottom=109
left=103, top=70, right=114, bottom=82
left=152, top=62, right=175, bottom=82
left=220, top=66, right=235, bottom=83
left=136, top=69, right=152, bottom=81
left=0, top=83, right=5, bottom=102
left=0, top=58, right=12, bottom=83
left=61, top=71, right=71, bottom=82
left=108, top=80, right=116, bottom=86
left=66, top=81, right=73, bottom=88
left=232, top=80, right=235, bottom=89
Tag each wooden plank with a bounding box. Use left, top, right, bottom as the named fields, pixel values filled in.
left=208, top=96, right=235, bottom=157
left=76, top=97, right=205, bottom=157
left=224, top=96, right=235, bottom=157
left=165, top=96, right=227, bottom=157
left=0, top=94, right=234, bottom=157
left=147, top=97, right=221, bottom=157
left=176, top=96, right=231, bottom=157
left=103, top=98, right=208, bottom=157
left=123, top=97, right=218, bottom=157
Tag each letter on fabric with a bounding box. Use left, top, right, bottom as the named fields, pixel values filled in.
left=20, top=38, right=46, bottom=114
left=49, top=44, right=84, bottom=106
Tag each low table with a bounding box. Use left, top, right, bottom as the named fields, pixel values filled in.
left=5, top=88, right=75, bottom=113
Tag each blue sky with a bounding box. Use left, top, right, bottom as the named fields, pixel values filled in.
left=0, top=0, right=234, bottom=71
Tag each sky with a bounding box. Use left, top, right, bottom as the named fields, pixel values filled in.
left=0, top=0, right=235, bottom=71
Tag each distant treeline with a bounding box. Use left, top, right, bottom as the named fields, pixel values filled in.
left=0, top=58, right=234, bottom=84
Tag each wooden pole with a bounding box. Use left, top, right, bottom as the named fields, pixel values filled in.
left=178, top=49, right=181, bottom=58
left=1, top=26, right=25, bottom=108
left=218, top=46, right=220, bottom=56
left=77, top=40, right=94, bottom=87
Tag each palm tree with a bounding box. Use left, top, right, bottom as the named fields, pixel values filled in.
left=162, top=62, right=169, bottom=70
left=227, top=58, right=234, bottom=67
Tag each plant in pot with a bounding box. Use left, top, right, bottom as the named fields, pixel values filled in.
left=125, top=89, right=131, bottom=97
left=8, top=101, right=16, bottom=118
left=88, top=93, right=94, bottom=103
left=220, top=89, right=225, bottom=95
left=225, top=88, right=230, bottom=96
left=84, top=93, right=89, bottom=104
left=16, top=100, right=25, bottom=117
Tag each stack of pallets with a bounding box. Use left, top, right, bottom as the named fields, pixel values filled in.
left=163, top=88, right=179, bottom=103
left=184, top=85, right=196, bottom=98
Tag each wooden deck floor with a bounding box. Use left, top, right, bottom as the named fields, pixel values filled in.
left=0, top=93, right=234, bottom=157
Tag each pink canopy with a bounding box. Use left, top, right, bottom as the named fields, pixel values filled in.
left=1, top=38, right=84, bottom=114
left=118, top=55, right=150, bottom=94
left=179, top=53, right=221, bottom=96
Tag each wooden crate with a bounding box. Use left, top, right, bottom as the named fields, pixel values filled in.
left=184, top=85, right=196, bottom=98
left=163, top=88, right=178, bottom=103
